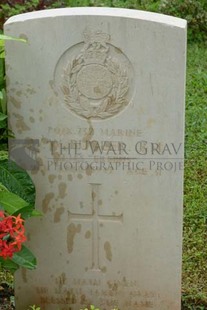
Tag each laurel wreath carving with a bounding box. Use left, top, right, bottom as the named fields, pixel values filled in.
left=62, top=55, right=129, bottom=119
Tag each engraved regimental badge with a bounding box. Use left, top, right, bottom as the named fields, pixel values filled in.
left=55, top=31, right=134, bottom=120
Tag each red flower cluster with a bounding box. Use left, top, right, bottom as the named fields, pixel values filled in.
left=0, top=211, right=26, bottom=259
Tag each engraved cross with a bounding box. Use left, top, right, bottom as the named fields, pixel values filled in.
left=68, top=183, right=123, bottom=271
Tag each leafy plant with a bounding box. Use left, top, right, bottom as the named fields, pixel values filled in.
left=159, top=0, right=207, bottom=42
left=28, top=305, right=41, bottom=310
left=0, top=158, right=41, bottom=272
left=27, top=306, right=119, bottom=310
left=0, top=34, right=26, bottom=147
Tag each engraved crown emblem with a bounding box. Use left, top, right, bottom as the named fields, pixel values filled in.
left=58, top=30, right=133, bottom=120
left=82, top=31, right=110, bottom=65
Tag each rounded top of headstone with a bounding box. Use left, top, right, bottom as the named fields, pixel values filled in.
left=4, top=7, right=187, bottom=29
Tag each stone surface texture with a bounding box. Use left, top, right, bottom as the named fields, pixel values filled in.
left=4, top=8, right=187, bottom=310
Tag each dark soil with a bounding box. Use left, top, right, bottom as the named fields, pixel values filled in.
left=0, top=283, right=14, bottom=310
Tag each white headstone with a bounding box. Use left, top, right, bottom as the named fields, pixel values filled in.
left=5, top=8, right=187, bottom=310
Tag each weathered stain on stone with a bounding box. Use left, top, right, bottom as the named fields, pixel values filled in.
left=85, top=230, right=91, bottom=239
left=77, top=174, right=83, bottom=179
left=13, top=113, right=30, bottom=131
left=54, top=207, right=64, bottom=223
left=82, top=119, right=94, bottom=144
left=104, top=241, right=112, bottom=262
left=10, top=96, right=21, bottom=108
left=67, top=223, right=81, bottom=254
left=21, top=268, right=27, bottom=283
left=42, top=193, right=54, bottom=213
left=26, top=87, right=36, bottom=95
left=91, top=190, right=96, bottom=202
left=16, top=90, right=22, bottom=97
left=58, top=182, right=67, bottom=199
left=147, top=118, right=156, bottom=127
left=80, top=201, right=84, bottom=209
left=86, top=166, right=92, bottom=176
left=29, top=116, right=35, bottom=123
left=55, top=272, right=66, bottom=289
left=101, top=266, right=107, bottom=273
left=41, top=137, right=48, bottom=144
left=68, top=174, right=73, bottom=181
left=98, top=199, right=102, bottom=206
left=51, top=141, right=61, bottom=159
left=48, top=174, right=56, bottom=183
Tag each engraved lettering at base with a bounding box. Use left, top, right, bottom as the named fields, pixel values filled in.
left=55, top=31, right=134, bottom=120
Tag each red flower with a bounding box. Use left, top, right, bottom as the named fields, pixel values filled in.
left=0, top=211, right=27, bottom=259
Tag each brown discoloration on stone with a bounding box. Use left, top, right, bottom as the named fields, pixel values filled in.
left=115, top=190, right=118, bottom=195
left=55, top=273, right=66, bottom=289
left=42, top=193, right=54, bottom=213
left=86, top=166, right=92, bottom=176
left=82, top=119, right=94, bottom=144
left=10, top=96, right=21, bottom=108
left=68, top=174, right=73, bottom=181
left=147, top=118, right=156, bottom=127
left=26, top=87, right=36, bottom=95
left=29, top=116, right=35, bottom=123
left=85, top=230, right=91, bottom=239
left=91, top=190, right=96, bottom=202
left=98, top=199, right=102, bottom=206
left=41, top=137, right=48, bottom=144
left=21, top=268, right=27, bottom=283
left=80, top=201, right=84, bottom=208
left=104, top=241, right=112, bottom=262
left=51, top=141, right=61, bottom=159
left=54, top=207, right=64, bottom=223
left=13, top=113, right=30, bottom=131
left=16, top=90, right=22, bottom=97
left=67, top=223, right=81, bottom=254
left=101, top=266, right=107, bottom=273
left=48, top=174, right=56, bottom=183
left=58, top=182, right=67, bottom=198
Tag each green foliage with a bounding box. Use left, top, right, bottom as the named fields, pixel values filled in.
left=0, top=160, right=35, bottom=205
left=182, top=43, right=207, bottom=307
left=28, top=306, right=41, bottom=310
left=0, top=34, right=26, bottom=146
left=26, top=306, right=119, bottom=310
left=159, top=0, right=207, bottom=42
left=0, top=159, right=40, bottom=272
left=1, top=0, right=62, bottom=15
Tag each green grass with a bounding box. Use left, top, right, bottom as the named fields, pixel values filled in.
left=182, top=43, right=207, bottom=309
